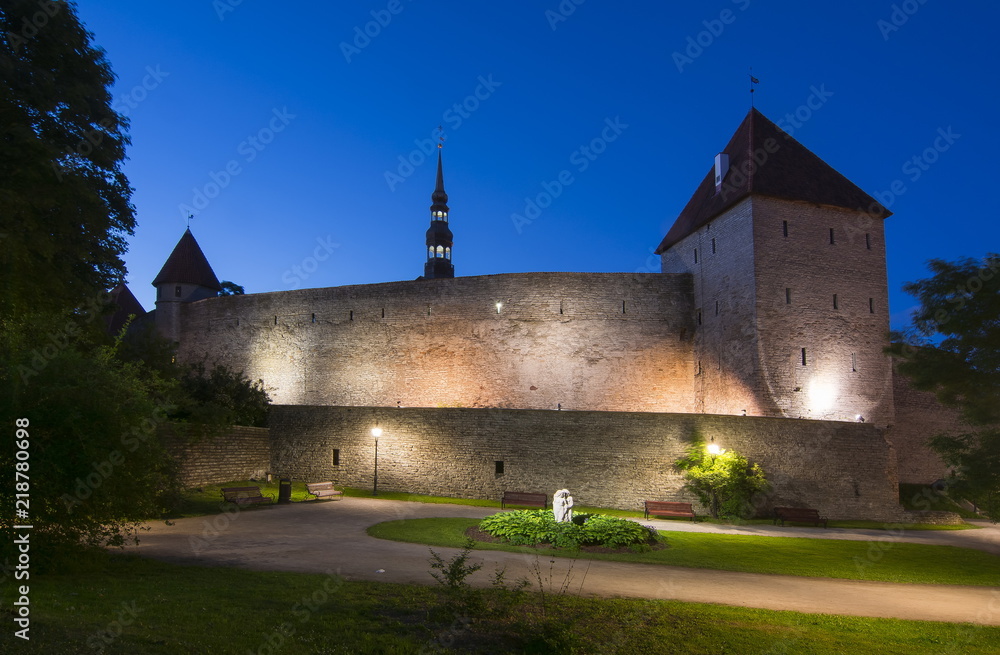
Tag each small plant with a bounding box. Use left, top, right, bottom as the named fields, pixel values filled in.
left=428, top=538, right=482, bottom=589
left=674, top=439, right=770, bottom=519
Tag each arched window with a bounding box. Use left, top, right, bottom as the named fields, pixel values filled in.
left=445, top=247, right=451, bottom=260
left=436, top=245, right=444, bottom=258
left=427, top=246, right=434, bottom=259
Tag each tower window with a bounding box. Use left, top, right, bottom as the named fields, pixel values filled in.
left=332, top=449, right=340, bottom=466
left=782, top=220, right=788, bottom=237
left=866, top=233, right=871, bottom=250
left=274, top=316, right=277, bottom=325
left=715, top=300, right=719, bottom=316
left=852, top=352, right=857, bottom=372
left=349, top=310, right=353, bottom=321
left=785, top=288, right=792, bottom=305
left=711, top=238, right=717, bottom=254
left=833, top=294, right=839, bottom=310
left=869, top=298, right=875, bottom=314
left=436, top=245, right=444, bottom=258
left=427, top=246, right=434, bottom=259
left=382, top=308, right=385, bottom=319
left=445, top=247, right=451, bottom=260
left=559, top=301, right=564, bottom=315
left=495, top=461, right=504, bottom=477
left=175, top=285, right=182, bottom=297
left=696, top=309, right=702, bottom=325
left=801, top=348, right=808, bottom=366
left=693, top=248, right=698, bottom=264
left=829, top=228, right=835, bottom=245
left=311, top=313, right=316, bottom=323
left=622, top=300, right=626, bottom=314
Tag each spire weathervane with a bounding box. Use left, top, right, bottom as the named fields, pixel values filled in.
left=749, top=68, right=760, bottom=107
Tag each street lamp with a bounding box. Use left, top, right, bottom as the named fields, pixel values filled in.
left=707, top=437, right=725, bottom=456
left=371, top=424, right=383, bottom=496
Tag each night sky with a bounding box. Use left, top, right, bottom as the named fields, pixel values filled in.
left=77, top=1, right=999, bottom=329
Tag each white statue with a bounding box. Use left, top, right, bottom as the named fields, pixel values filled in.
left=553, top=488, right=574, bottom=523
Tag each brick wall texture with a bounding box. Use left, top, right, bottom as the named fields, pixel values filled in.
left=161, top=425, right=270, bottom=487
left=889, top=370, right=963, bottom=484
left=268, top=405, right=903, bottom=521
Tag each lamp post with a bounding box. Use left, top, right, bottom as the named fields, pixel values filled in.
left=371, top=425, right=383, bottom=496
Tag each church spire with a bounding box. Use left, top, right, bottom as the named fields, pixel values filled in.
left=424, top=147, right=454, bottom=279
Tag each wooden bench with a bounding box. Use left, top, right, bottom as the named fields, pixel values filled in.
left=306, top=481, right=343, bottom=501
left=501, top=491, right=548, bottom=509
left=644, top=501, right=697, bottom=521
left=220, top=486, right=274, bottom=506
left=773, top=506, right=828, bottom=528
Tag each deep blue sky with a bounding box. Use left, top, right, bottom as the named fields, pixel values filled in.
left=78, top=1, right=998, bottom=328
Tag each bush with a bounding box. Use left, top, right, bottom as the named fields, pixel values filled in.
left=479, top=510, right=660, bottom=550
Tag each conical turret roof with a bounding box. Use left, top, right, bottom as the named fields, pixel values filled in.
left=152, top=229, right=222, bottom=291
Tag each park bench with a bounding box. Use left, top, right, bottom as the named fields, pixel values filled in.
left=220, top=486, right=274, bottom=506
left=501, top=491, right=548, bottom=509
left=643, top=501, right=697, bottom=521
left=773, top=506, right=828, bottom=528
left=306, top=481, right=343, bottom=501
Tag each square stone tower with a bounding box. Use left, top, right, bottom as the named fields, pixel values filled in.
left=658, top=109, right=895, bottom=426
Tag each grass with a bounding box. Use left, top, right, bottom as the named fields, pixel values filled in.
left=170, top=482, right=976, bottom=530
left=6, top=553, right=999, bottom=654
left=367, top=517, right=1000, bottom=586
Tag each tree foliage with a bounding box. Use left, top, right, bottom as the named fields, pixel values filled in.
left=218, top=280, right=245, bottom=296
left=172, top=362, right=271, bottom=429
left=0, top=0, right=134, bottom=322
left=674, top=441, right=770, bottom=519
left=889, top=254, right=1000, bottom=521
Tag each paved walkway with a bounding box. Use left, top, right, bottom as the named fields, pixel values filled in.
left=129, top=499, right=1000, bottom=626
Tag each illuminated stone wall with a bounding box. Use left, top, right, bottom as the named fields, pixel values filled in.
left=161, top=425, right=270, bottom=487
left=175, top=272, right=696, bottom=413
left=269, top=405, right=903, bottom=521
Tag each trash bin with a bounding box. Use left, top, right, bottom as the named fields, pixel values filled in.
left=278, top=477, right=292, bottom=504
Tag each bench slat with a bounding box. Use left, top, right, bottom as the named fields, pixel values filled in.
left=644, top=501, right=697, bottom=521
left=501, top=492, right=547, bottom=509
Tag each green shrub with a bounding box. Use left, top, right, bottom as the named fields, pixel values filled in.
left=479, top=510, right=660, bottom=550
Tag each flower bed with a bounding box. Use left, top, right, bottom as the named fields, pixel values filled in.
left=478, top=509, right=663, bottom=551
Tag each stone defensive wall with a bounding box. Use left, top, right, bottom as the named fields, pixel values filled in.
left=176, top=272, right=697, bottom=413
left=269, top=405, right=903, bottom=521
left=161, top=425, right=270, bottom=487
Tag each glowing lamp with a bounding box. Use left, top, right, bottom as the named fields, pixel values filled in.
left=371, top=426, right=383, bottom=438
left=707, top=443, right=724, bottom=455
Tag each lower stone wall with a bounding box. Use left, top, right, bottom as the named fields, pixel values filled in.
left=162, top=425, right=271, bottom=487
left=889, top=371, right=963, bottom=484
left=268, top=406, right=903, bottom=521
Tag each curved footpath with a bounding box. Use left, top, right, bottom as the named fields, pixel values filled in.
left=129, top=498, right=1000, bottom=626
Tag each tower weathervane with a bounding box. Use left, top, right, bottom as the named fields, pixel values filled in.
left=749, top=68, right=760, bottom=107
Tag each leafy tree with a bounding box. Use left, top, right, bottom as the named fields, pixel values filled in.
left=218, top=280, right=245, bottom=296
left=172, top=362, right=271, bottom=429
left=674, top=441, right=770, bottom=519
left=888, top=254, right=1000, bottom=521
left=0, top=0, right=134, bottom=324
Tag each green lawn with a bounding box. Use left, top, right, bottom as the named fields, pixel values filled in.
left=6, top=554, right=999, bottom=654
left=368, top=517, right=1000, bottom=586
left=166, top=479, right=314, bottom=518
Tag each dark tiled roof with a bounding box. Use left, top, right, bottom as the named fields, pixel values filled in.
left=152, top=229, right=222, bottom=290
left=655, top=108, right=890, bottom=254
left=106, top=283, right=145, bottom=335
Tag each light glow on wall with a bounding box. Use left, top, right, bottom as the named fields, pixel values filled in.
left=807, top=378, right=838, bottom=414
